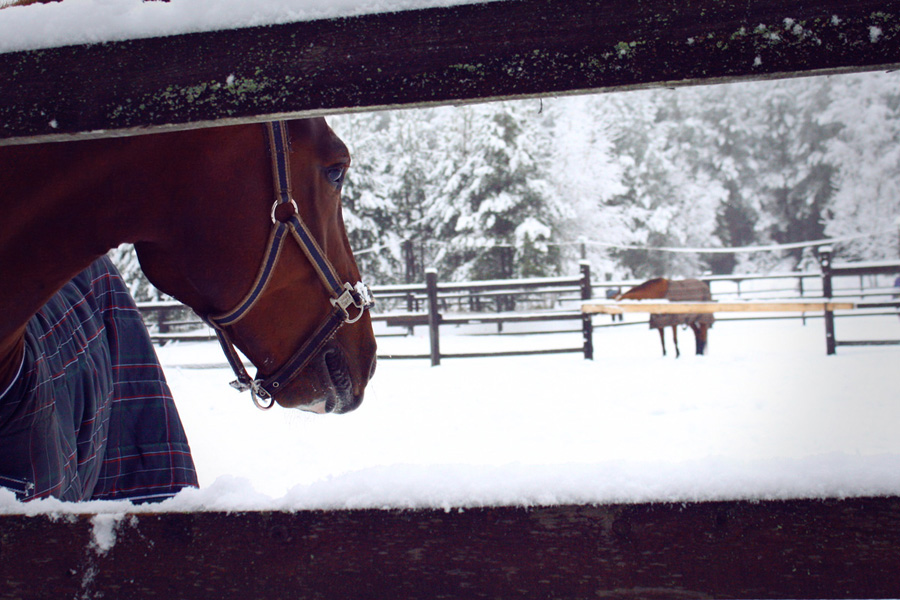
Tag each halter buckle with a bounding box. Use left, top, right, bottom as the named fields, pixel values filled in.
left=228, top=378, right=275, bottom=409
left=331, top=282, right=374, bottom=324
left=229, top=379, right=252, bottom=393
left=250, top=381, right=276, bottom=410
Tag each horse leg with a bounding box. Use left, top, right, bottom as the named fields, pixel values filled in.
left=657, top=327, right=666, bottom=356
left=694, top=324, right=708, bottom=355
left=672, top=326, right=680, bottom=358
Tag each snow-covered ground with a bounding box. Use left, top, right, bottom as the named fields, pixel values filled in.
left=177, top=314, right=900, bottom=505
left=3, top=311, right=899, bottom=515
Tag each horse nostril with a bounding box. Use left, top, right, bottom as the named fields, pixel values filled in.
left=368, top=356, right=377, bottom=382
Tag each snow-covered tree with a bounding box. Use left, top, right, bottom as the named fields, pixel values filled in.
left=602, top=88, right=727, bottom=278
left=820, top=71, right=900, bottom=261
left=329, top=111, right=406, bottom=285
left=425, top=102, right=563, bottom=281
left=750, top=77, right=839, bottom=270
left=544, top=94, right=627, bottom=278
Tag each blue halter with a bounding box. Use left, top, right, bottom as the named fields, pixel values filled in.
left=203, top=121, right=373, bottom=410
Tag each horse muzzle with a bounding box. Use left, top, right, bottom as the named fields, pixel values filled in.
left=289, top=342, right=370, bottom=414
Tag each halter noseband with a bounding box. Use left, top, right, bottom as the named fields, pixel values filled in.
left=202, top=121, right=374, bottom=410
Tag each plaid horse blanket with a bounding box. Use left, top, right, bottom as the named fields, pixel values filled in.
left=648, top=279, right=715, bottom=330
left=0, top=257, right=197, bottom=503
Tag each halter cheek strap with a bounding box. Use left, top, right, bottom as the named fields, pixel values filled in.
left=202, top=121, right=374, bottom=410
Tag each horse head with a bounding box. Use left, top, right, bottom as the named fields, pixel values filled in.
left=135, top=118, right=376, bottom=414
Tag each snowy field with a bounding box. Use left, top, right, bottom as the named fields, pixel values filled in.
left=162, top=313, right=900, bottom=508
left=3, top=312, right=900, bottom=515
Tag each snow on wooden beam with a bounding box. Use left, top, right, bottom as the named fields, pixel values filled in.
left=1, top=0, right=900, bottom=145
left=2, top=497, right=900, bottom=598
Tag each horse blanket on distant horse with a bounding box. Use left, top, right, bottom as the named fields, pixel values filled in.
left=0, top=257, right=197, bottom=502
left=648, top=279, right=715, bottom=330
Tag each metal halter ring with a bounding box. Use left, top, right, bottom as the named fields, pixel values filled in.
left=271, top=198, right=299, bottom=224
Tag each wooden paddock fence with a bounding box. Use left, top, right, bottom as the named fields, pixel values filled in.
left=137, top=264, right=595, bottom=362
left=583, top=299, right=861, bottom=356
left=819, top=247, right=900, bottom=354
left=584, top=252, right=900, bottom=356
left=138, top=261, right=899, bottom=360
left=5, top=0, right=900, bottom=597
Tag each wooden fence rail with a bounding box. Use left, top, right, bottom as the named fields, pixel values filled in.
left=4, top=497, right=900, bottom=600
left=3, top=0, right=900, bottom=146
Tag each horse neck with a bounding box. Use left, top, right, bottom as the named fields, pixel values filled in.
left=0, top=126, right=264, bottom=358
left=620, top=278, right=670, bottom=300
left=1, top=137, right=157, bottom=345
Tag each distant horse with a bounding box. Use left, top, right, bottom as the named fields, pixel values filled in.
left=0, top=119, right=377, bottom=501
left=616, top=278, right=713, bottom=357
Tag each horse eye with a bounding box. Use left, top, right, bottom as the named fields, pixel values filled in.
left=324, top=165, right=346, bottom=188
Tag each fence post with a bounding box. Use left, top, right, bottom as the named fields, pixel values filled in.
left=820, top=246, right=836, bottom=355
left=425, top=269, right=441, bottom=366
left=157, top=307, right=170, bottom=334
left=580, top=261, right=593, bottom=360
left=798, top=274, right=807, bottom=326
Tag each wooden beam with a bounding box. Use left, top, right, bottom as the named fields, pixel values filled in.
left=583, top=300, right=857, bottom=314
left=2, top=0, right=900, bottom=145
left=2, top=497, right=900, bottom=598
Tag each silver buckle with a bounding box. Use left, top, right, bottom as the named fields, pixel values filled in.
left=230, top=378, right=275, bottom=410
left=250, top=380, right=275, bottom=410
left=229, top=379, right=252, bottom=393
left=331, top=282, right=374, bottom=324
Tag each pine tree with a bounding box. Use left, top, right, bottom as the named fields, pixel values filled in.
left=426, top=102, right=562, bottom=281
left=752, top=77, right=839, bottom=269
left=821, top=72, right=900, bottom=261
left=328, top=112, right=404, bottom=285
left=603, top=88, right=727, bottom=278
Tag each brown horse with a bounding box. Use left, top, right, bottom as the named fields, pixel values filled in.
left=0, top=119, right=377, bottom=413
left=616, top=278, right=713, bottom=357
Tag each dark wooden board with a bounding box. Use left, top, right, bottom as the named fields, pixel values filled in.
left=2, top=0, right=900, bottom=144
left=3, top=497, right=900, bottom=599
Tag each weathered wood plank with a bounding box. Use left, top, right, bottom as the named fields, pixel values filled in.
left=583, top=300, right=856, bottom=314
left=2, top=0, right=900, bottom=145
left=2, top=497, right=900, bottom=599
